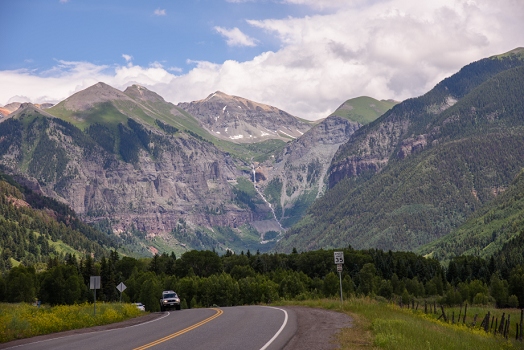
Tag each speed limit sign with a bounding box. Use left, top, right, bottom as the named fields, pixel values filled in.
left=334, top=251, right=344, bottom=264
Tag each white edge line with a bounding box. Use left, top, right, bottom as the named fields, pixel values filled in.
left=2, top=312, right=172, bottom=350
left=259, top=307, right=288, bottom=350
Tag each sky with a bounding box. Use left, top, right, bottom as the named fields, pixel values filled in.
left=1, top=0, right=523, bottom=121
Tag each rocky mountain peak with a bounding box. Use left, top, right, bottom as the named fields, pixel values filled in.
left=178, top=92, right=312, bottom=143
left=124, top=84, right=166, bottom=104
left=60, top=82, right=133, bottom=111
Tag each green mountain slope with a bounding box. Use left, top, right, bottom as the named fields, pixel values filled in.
left=330, top=96, right=397, bottom=125
left=0, top=171, right=115, bottom=271
left=47, top=83, right=286, bottom=162
left=419, top=169, right=524, bottom=262
left=277, top=49, right=524, bottom=253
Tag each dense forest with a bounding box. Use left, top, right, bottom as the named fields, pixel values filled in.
left=1, top=247, right=523, bottom=311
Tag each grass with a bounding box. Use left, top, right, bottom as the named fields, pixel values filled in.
left=276, top=298, right=524, bottom=349
left=0, top=302, right=143, bottom=343
left=330, top=96, right=397, bottom=125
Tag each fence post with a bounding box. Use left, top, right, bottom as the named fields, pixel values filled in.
left=440, top=305, right=448, bottom=322
left=498, top=313, right=506, bottom=334
left=506, top=315, right=511, bottom=339
left=519, top=309, right=524, bottom=341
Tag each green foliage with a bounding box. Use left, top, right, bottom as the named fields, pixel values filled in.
left=280, top=189, right=318, bottom=228
left=232, top=177, right=262, bottom=211
left=48, top=101, right=129, bottom=130
left=0, top=174, right=116, bottom=271
left=155, top=119, right=178, bottom=134
left=85, top=123, right=116, bottom=153
left=263, top=178, right=282, bottom=213
left=419, top=170, right=524, bottom=262
left=0, top=302, right=142, bottom=343
left=330, top=96, right=397, bottom=125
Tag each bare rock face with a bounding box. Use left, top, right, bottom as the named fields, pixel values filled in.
left=177, top=91, right=312, bottom=143
left=258, top=116, right=360, bottom=226
left=0, top=110, right=255, bottom=237
left=328, top=116, right=410, bottom=188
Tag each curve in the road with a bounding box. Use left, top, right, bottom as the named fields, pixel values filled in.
left=260, top=307, right=288, bottom=350
left=133, top=308, right=223, bottom=350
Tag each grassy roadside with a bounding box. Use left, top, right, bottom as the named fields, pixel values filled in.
left=0, top=302, right=143, bottom=343
left=276, top=298, right=524, bottom=349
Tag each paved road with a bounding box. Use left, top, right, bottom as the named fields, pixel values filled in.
left=2, top=306, right=296, bottom=350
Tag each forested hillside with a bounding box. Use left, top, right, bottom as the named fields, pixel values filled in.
left=0, top=172, right=115, bottom=271
left=419, top=169, right=524, bottom=262
left=278, top=51, right=524, bottom=253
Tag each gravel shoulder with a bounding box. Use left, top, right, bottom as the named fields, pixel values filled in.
left=282, top=306, right=353, bottom=350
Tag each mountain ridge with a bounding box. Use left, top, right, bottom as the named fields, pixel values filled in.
left=276, top=50, right=524, bottom=253
left=177, top=91, right=312, bottom=143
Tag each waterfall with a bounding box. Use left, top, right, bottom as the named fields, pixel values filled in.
left=252, top=164, right=284, bottom=232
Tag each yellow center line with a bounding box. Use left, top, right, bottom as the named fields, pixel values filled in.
left=133, top=308, right=223, bottom=350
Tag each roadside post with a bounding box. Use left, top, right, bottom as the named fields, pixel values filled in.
left=116, top=282, right=127, bottom=303
left=90, top=276, right=101, bottom=316
left=334, top=251, right=344, bottom=303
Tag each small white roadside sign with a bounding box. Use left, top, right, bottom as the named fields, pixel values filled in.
left=334, top=251, right=344, bottom=264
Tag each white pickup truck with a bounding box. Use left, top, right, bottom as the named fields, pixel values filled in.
left=160, top=290, right=181, bottom=311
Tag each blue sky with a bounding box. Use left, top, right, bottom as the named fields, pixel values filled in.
left=1, top=0, right=309, bottom=72
left=1, top=0, right=523, bottom=120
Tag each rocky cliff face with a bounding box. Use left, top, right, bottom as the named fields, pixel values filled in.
left=257, top=115, right=360, bottom=227
left=328, top=115, right=410, bottom=188
left=177, top=91, right=312, bottom=143
left=0, top=104, right=257, bottom=243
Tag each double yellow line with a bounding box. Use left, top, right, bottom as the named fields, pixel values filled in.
left=134, top=308, right=223, bottom=350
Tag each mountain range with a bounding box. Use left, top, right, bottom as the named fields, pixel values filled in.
left=0, top=79, right=394, bottom=256
left=277, top=47, right=524, bottom=255
left=2, top=47, right=524, bottom=262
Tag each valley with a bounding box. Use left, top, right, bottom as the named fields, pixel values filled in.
left=0, top=48, right=524, bottom=265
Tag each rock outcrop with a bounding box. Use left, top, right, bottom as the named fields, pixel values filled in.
left=178, top=91, right=312, bottom=143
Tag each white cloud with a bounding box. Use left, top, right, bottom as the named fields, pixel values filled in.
left=214, top=26, right=258, bottom=47
left=59, top=0, right=69, bottom=3
left=122, top=54, right=133, bottom=63
left=154, top=8, right=166, bottom=16
left=1, top=0, right=523, bottom=120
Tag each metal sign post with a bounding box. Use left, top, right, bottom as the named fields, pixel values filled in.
left=116, top=282, right=127, bottom=303
left=334, top=252, right=344, bottom=303
left=90, top=276, right=101, bottom=316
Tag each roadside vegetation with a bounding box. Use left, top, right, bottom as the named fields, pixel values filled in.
left=280, top=298, right=523, bottom=349
left=0, top=302, right=141, bottom=343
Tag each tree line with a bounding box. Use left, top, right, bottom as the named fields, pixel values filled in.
left=1, top=247, right=523, bottom=311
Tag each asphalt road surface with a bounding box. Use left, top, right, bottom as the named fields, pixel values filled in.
left=1, top=306, right=352, bottom=350
left=3, top=306, right=291, bottom=350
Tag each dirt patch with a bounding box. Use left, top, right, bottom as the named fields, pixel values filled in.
left=283, top=306, right=353, bottom=350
